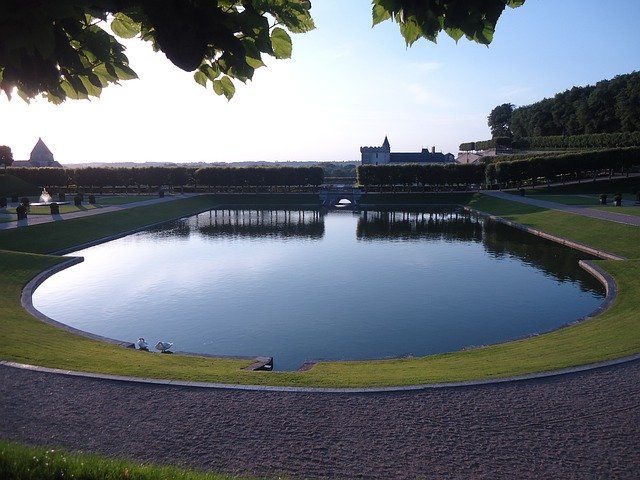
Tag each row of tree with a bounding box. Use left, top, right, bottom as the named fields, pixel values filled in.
left=460, top=131, right=640, bottom=152
left=486, top=147, right=640, bottom=186
left=357, top=164, right=485, bottom=189
left=357, top=147, right=639, bottom=189
left=6, top=166, right=324, bottom=191
left=194, top=166, right=323, bottom=189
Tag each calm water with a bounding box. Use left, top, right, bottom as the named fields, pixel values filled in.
left=33, top=208, right=604, bottom=370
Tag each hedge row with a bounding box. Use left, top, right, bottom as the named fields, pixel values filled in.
left=6, top=166, right=324, bottom=190
left=459, top=131, right=640, bottom=152
left=193, top=166, right=323, bottom=188
left=487, top=147, right=640, bottom=186
left=357, top=147, right=640, bottom=188
left=357, top=163, right=485, bottom=188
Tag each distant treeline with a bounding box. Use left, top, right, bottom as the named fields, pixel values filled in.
left=510, top=71, right=640, bottom=137
left=5, top=166, right=324, bottom=191
left=357, top=147, right=640, bottom=189
left=460, top=131, right=640, bottom=152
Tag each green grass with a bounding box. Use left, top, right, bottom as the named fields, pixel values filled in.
left=0, top=192, right=639, bottom=388
left=467, top=195, right=640, bottom=259
left=0, top=441, right=251, bottom=480
left=525, top=194, right=601, bottom=205
left=0, top=196, right=226, bottom=254
left=96, top=195, right=156, bottom=205
left=2, top=204, right=99, bottom=215
left=593, top=205, right=640, bottom=217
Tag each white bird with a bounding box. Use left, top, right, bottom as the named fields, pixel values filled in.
left=155, top=341, right=173, bottom=353
left=137, top=337, right=149, bottom=351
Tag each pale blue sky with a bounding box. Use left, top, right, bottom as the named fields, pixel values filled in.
left=2, top=0, right=639, bottom=164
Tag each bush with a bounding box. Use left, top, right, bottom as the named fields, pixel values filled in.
left=88, top=195, right=96, bottom=204
left=16, top=204, right=27, bottom=219
left=0, top=197, right=6, bottom=208
left=73, top=195, right=82, bottom=206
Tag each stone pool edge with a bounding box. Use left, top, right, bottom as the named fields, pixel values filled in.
left=21, top=256, right=273, bottom=370
left=15, top=203, right=633, bottom=392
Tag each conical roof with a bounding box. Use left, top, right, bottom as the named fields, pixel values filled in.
left=30, top=138, right=53, bottom=158
left=382, top=136, right=390, bottom=149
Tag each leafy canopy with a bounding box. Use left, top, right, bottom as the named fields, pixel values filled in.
left=0, top=0, right=524, bottom=103
left=0, top=145, right=14, bottom=169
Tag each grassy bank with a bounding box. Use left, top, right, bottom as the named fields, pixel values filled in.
left=0, top=441, right=248, bottom=480
left=467, top=195, right=640, bottom=259
left=0, top=192, right=639, bottom=387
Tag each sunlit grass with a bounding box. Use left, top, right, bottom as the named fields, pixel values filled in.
left=0, top=193, right=639, bottom=387
left=0, top=441, right=252, bottom=480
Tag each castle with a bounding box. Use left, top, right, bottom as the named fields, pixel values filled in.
left=360, top=136, right=454, bottom=165
left=12, top=138, right=62, bottom=168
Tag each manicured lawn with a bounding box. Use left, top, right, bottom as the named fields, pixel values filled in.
left=0, top=196, right=225, bottom=254
left=0, top=441, right=248, bottom=480
left=96, top=195, right=156, bottom=205
left=593, top=205, right=640, bottom=217
left=467, top=195, right=640, bottom=259
left=0, top=192, right=639, bottom=388
left=525, top=194, right=600, bottom=205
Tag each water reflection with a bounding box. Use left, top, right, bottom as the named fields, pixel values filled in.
left=356, top=209, right=484, bottom=242
left=481, top=220, right=601, bottom=293
left=34, top=207, right=605, bottom=371
left=147, top=207, right=601, bottom=294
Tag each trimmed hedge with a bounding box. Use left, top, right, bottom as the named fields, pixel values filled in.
left=460, top=131, right=640, bottom=153
left=358, top=147, right=640, bottom=189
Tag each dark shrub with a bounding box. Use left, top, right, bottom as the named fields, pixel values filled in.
left=16, top=204, right=27, bottom=220
left=0, top=197, right=6, bottom=208
left=519, top=188, right=526, bottom=196
left=600, top=194, right=607, bottom=205
left=58, top=192, right=66, bottom=202
left=49, top=203, right=59, bottom=214
left=614, top=193, right=622, bottom=206
left=74, top=195, right=82, bottom=206
left=88, top=195, right=96, bottom=204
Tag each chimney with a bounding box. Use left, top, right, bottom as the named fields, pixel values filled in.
left=431, top=146, right=435, bottom=154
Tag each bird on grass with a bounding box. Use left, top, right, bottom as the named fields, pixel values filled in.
left=155, top=341, right=173, bottom=353
left=137, top=337, right=149, bottom=351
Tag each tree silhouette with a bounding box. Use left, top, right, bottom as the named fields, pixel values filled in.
left=0, top=0, right=525, bottom=103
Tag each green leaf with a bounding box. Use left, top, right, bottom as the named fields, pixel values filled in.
left=445, top=27, right=464, bottom=42
left=110, top=13, right=141, bottom=39
left=113, top=64, right=138, bottom=80
left=372, top=4, right=392, bottom=26
left=212, top=76, right=235, bottom=100
left=271, top=27, right=292, bottom=59
left=194, top=70, right=207, bottom=87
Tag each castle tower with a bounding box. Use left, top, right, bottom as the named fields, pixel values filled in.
left=360, top=136, right=391, bottom=165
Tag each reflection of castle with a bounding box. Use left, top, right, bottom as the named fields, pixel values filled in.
left=360, top=136, right=455, bottom=165
left=12, top=138, right=62, bottom=168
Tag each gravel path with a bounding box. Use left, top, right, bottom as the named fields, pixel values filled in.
left=2, top=361, right=639, bottom=479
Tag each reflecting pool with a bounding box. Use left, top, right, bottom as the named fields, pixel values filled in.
left=33, top=208, right=605, bottom=371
